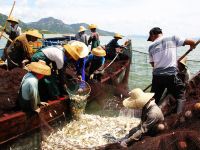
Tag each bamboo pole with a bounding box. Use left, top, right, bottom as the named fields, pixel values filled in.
left=0, top=1, right=16, bottom=39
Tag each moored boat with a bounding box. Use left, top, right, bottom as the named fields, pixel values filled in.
left=0, top=37, right=132, bottom=145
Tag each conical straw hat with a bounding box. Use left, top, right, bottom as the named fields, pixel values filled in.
left=114, top=33, right=123, bottom=39
left=27, top=60, right=51, bottom=76
left=24, top=29, right=42, bottom=39
left=123, top=88, right=154, bottom=109
left=64, top=41, right=90, bottom=61
left=78, top=26, right=87, bottom=32
left=91, top=46, right=106, bottom=57
left=7, top=16, right=19, bottom=24
left=88, top=24, right=97, bottom=29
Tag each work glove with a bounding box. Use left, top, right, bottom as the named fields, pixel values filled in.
left=89, top=74, right=94, bottom=80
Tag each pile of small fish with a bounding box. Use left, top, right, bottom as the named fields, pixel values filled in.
left=42, top=114, right=140, bottom=149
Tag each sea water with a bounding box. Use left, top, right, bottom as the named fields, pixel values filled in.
left=1, top=34, right=200, bottom=149
left=1, top=34, right=200, bottom=89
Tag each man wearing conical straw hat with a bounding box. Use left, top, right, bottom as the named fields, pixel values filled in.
left=1, top=16, right=22, bottom=61
left=6, top=29, right=42, bottom=70
left=120, top=88, right=164, bottom=148
left=88, top=24, right=100, bottom=50
left=19, top=60, right=51, bottom=114
left=85, top=46, right=106, bottom=80
left=75, top=26, right=88, bottom=45
left=105, top=33, right=124, bottom=59
left=31, top=40, right=90, bottom=100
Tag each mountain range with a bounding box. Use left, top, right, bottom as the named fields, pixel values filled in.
left=0, top=13, right=114, bottom=36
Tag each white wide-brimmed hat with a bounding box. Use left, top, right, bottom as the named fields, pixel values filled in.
left=123, top=88, right=154, bottom=109
left=64, top=41, right=90, bottom=61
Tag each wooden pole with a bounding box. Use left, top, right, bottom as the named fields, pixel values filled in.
left=0, top=1, right=16, bottom=39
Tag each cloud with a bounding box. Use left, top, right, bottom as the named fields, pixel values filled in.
left=1, top=0, right=200, bottom=37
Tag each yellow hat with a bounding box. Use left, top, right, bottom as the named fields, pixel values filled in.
left=92, top=46, right=106, bottom=57
left=78, top=26, right=87, bottom=32
left=27, top=60, right=51, bottom=76
left=25, top=29, right=42, bottom=39
left=7, top=16, right=19, bottom=24
left=114, top=33, right=123, bottom=39
left=179, top=57, right=187, bottom=66
left=64, top=41, right=90, bottom=61
left=123, top=88, right=154, bottom=109
left=88, top=24, right=97, bottom=29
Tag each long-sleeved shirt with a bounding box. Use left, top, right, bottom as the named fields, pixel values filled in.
left=20, top=72, right=40, bottom=110
left=127, top=100, right=164, bottom=141
left=75, top=33, right=88, bottom=45
left=85, top=54, right=105, bottom=75
left=5, top=24, right=21, bottom=40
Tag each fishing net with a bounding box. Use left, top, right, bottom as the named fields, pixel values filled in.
left=66, top=79, right=91, bottom=120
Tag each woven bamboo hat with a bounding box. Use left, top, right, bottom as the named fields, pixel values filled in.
left=27, top=60, right=51, bottom=76
left=179, top=57, right=187, bottom=66
left=25, top=29, right=42, bottom=39
left=64, top=41, right=90, bottom=61
left=92, top=46, right=106, bottom=57
left=114, top=33, right=123, bottom=39
left=88, top=24, right=97, bottom=29
left=123, top=88, right=154, bottom=109
left=78, top=26, right=87, bottom=32
left=7, top=16, right=19, bottom=24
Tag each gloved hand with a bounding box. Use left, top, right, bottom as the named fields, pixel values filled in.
left=77, top=75, right=82, bottom=81
left=120, top=139, right=129, bottom=148
left=89, top=74, right=94, bottom=80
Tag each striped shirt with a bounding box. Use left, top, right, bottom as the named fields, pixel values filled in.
left=148, top=36, right=185, bottom=75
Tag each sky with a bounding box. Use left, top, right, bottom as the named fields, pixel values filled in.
left=0, top=0, right=200, bottom=38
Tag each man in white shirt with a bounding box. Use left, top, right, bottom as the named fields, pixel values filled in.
left=147, top=27, right=196, bottom=113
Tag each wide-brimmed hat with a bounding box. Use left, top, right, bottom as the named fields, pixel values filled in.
left=88, top=24, right=97, bottom=29
left=64, top=41, right=90, bottom=61
left=123, top=88, right=154, bottom=109
left=91, top=46, right=106, bottom=57
left=78, top=26, right=87, bottom=33
left=179, top=57, right=187, bottom=66
left=7, top=16, right=19, bottom=24
left=114, top=33, right=123, bottom=39
left=27, top=60, right=51, bottom=76
left=147, top=27, right=162, bottom=41
left=25, top=29, right=42, bottom=39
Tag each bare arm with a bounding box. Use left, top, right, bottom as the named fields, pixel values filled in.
left=183, top=39, right=196, bottom=49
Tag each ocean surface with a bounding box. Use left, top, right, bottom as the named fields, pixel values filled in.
left=1, top=34, right=200, bottom=90
left=1, top=34, right=200, bottom=149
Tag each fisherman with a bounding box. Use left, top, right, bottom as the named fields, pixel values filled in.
left=178, top=57, right=191, bottom=84
left=88, top=24, right=100, bottom=50
left=75, top=26, right=88, bottom=45
left=120, top=88, right=164, bottom=148
left=19, top=60, right=51, bottom=114
left=31, top=41, right=89, bottom=100
left=85, top=46, right=106, bottom=80
left=105, top=33, right=124, bottom=59
left=2, top=16, right=22, bottom=61
left=147, top=27, right=196, bottom=113
left=75, top=26, right=88, bottom=80
left=6, top=29, right=42, bottom=70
